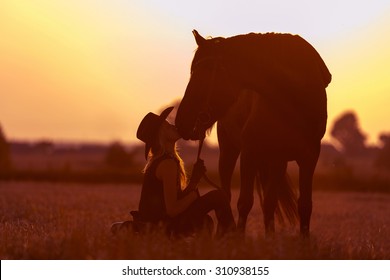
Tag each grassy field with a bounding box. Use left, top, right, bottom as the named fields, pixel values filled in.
left=0, top=181, right=389, bottom=259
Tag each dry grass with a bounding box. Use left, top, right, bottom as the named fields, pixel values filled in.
left=0, top=181, right=389, bottom=259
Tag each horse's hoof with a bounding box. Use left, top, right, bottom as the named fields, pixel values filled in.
left=110, top=222, right=123, bottom=234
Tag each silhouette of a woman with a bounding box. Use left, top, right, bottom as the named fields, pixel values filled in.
left=135, top=106, right=235, bottom=237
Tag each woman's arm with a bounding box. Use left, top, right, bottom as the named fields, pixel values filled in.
left=182, top=159, right=206, bottom=195
left=156, top=159, right=198, bottom=217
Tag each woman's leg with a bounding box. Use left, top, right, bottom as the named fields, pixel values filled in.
left=180, top=190, right=236, bottom=236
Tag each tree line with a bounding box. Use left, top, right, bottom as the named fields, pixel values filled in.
left=1, top=110, right=390, bottom=177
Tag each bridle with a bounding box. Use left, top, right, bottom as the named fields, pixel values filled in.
left=190, top=55, right=226, bottom=189
left=191, top=56, right=223, bottom=140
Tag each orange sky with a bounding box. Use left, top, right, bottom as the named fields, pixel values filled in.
left=1, top=1, right=389, bottom=146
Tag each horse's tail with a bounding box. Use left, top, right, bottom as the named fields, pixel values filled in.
left=255, top=170, right=298, bottom=226
left=276, top=173, right=298, bottom=225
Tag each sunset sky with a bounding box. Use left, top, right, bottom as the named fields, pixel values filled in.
left=1, top=0, right=389, bottom=146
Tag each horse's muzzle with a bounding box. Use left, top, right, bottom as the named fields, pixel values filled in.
left=176, top=126, right=204, bottom=141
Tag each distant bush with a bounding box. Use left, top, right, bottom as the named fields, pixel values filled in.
left=104, top=142, right=134, bottom=169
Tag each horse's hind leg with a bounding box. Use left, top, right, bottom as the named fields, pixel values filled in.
left=297, top=142, right=321, bottom=237
left=237, top=149, right=257, bottom=233
left=218, top=123, right=240, bottom=201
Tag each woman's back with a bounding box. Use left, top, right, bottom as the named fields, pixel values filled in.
left=138, top=153, right=179, bottom=223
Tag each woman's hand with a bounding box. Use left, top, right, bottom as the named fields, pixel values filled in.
left=189, top=159, right=207, bottom=187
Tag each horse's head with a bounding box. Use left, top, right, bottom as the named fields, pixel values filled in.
left=175, top=30, right=239, bottom=140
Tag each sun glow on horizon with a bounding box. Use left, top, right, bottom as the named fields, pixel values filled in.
left=1, top=1, right=389, bottom=146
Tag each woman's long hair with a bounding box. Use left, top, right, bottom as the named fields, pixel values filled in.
left=143, top=128, right=187, bottom=188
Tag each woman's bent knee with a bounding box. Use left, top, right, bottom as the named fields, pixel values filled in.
left=204, top=189, right=230, bottom=206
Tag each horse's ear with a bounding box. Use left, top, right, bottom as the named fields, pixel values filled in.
left=193, top=29, right=206, bottom=46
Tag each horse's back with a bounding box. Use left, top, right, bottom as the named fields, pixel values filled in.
left=227, top=32, right=331, bottom=89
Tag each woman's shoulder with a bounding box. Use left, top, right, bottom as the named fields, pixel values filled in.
left=154, top=154, right=179, bottom=177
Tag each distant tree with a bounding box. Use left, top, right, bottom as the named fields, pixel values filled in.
left=330, top=111, right=367, bottom=157
left=104, top=141, right=133, bottom=168
left=0, top=124, right=11, bottom=171
left=375, top=133, right=390, bottom=169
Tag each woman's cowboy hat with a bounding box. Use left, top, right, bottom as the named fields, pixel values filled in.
left=136, top=106, right=174, bottom=159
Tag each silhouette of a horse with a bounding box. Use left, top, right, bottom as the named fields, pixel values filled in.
left=175, top=30, right=332, bottom=237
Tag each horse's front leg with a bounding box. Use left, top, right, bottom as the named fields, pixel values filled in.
left=237, top=149, right=257, bottom=233
left=217, top=122, right=240, bottom=201
left=297, top=142, right=321, bottom=238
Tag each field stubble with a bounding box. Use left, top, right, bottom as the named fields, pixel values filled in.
left=0, top=181, right=389, bottom=259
